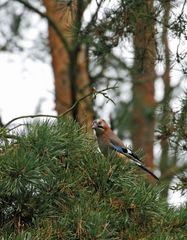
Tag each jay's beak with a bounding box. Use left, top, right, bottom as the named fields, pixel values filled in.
left=92, top=121, right=97, bottom=129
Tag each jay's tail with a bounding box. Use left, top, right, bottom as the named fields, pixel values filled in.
left=138, top=164, right=159, bottom=181
left=112, top=144, right=159, bottom=181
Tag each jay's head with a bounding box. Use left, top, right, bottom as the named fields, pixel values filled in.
left=92, top=119, right=109, bottom=135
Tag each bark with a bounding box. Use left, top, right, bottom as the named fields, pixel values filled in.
left=131, top=0, right=156, bottom=170
left=160, top=0, right=172, bottom=194
left=43, top=0, right=93, bottom=131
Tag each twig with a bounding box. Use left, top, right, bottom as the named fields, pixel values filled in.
left=59, top=85, right=117, bottom=117
left=7, top=123, right=28, bottom=132
left=0, top=1, right=9, bottom=9
left=12, top=0, right=70, bottom=53
left=162, top=164, right=187, bottom=180
left=4, top=114, right=58, bottom=128
left=4, top=86, right=118, bottom=128
left=84, top=0, right=104, bottom=33
left=3, top=134, right=20, bottom=140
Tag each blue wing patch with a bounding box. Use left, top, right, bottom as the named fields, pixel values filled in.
left=112, top=144, right=144, bottom=165
left=111, top=144, right=141, bottom=162
left=111, top=144, right=159, bottom=180
left=111, top=144, right=127, bottom=154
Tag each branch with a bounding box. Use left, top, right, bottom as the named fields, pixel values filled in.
left=162, top=164, right=187, bottom=181
left=3, top=134, right=20, bottom=140
left=59, top=85, right=118, bottom=117
left=4, top=86, right=118, bottom=128
left=4, top=114, right=58, bottom=128
left=12, top=0, right=70, bottom=53
left=7, top=124, right=27, bottom=132
left=84, top=0, right=104, bottom=34
left=109, top=52, right=133, bottom=73
left=0, top=0, right=9, bottom=9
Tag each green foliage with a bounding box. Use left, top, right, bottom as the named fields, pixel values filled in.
left=0, top=118, right=187, bottom=239
left=157, top=94, right=187, bottom=167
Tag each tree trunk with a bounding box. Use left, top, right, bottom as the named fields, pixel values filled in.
left=43, top=0, right=93, bottom=131
left=131, top=0, right=156, bottom=170
left=160, top=1, right=172, bottom=196
left=160, top=0, right=171, bottom=178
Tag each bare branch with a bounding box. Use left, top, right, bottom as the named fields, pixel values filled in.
left=84, top=0, right=104, bottom=33
left=162, top=164, right=187, bottom=180
left=60, top=85, right=118, bottom=117
left=4, top=114, right=58, bottom=128
left=12, top=0, right=71, bottom=53
left=3, top=86, right=118, bottom=128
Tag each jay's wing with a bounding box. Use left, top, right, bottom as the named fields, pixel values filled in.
left=110, top=142, right=159, bottom=181
left=108, top=136, right=143, bottom=164
left=111, top=143, right=143, bottom=166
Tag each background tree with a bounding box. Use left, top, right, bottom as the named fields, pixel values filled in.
left=131, top=0, right=156, bottom=170
left=43, top=0, right=94, bottom=130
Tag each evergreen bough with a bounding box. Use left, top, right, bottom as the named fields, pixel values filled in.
left=0, top=118, right=187, bottom=239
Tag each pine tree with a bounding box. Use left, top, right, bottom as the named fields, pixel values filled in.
left=0, top=118, right=187, bottom=239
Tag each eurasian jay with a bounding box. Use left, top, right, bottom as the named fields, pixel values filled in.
left=92, top=119, right=159, bottom=180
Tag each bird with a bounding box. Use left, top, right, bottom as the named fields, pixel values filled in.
left=92, top=119, right=159, bottom=181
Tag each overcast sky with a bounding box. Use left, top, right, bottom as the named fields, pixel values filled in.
left=0, top=52, right=55, bottom=123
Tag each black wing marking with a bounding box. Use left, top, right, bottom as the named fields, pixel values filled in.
left=111, top=144, right=159, bottom=180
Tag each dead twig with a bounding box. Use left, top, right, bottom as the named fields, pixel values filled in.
left=4, top=86, right=118, bottom=128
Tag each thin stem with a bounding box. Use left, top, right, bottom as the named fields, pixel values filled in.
left=4, top=114, right=58, bottom=128
left=4, top=86, right=118, bottom=128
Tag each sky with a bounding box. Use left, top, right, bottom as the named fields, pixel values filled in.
left=0, top=0, right=187, bottom=206
left=0, top=52, right=55, bottom=124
